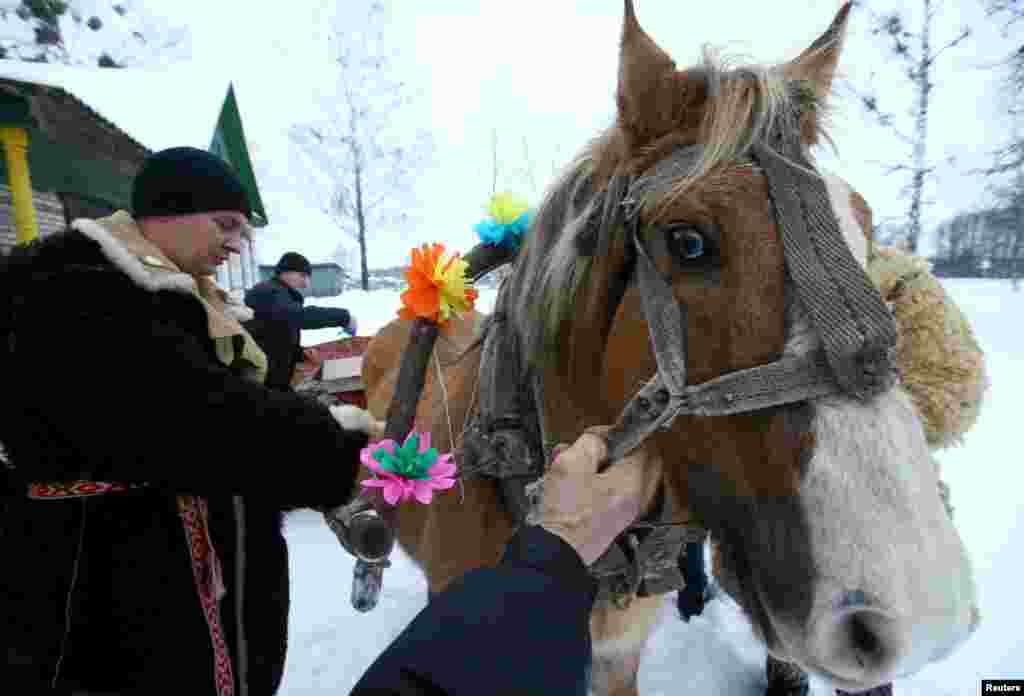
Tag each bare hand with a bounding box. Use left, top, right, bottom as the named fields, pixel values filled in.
left=535, top=427, right=651, bottom=566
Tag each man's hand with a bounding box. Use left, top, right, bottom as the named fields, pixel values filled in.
left=536, top=427, right=652, bottom=566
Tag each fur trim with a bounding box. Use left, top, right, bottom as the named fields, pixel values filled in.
left=71, top=218, right=197, bottom=296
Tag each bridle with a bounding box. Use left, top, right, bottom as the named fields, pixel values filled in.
left=328, top=133, right=901, bottom=610
left=469, top=138, right=900, bottom=604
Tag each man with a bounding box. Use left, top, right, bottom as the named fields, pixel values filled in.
left=0, top=146, right=653, bottom=696
left=0, top=146, right=382, bottom=695
left=245, top=252, right=356, bottom=390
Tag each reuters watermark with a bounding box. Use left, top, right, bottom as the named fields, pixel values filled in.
left=983, top=680, right=1024, bottom=693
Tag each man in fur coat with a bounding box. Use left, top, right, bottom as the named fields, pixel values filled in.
left=0, top=147, right=383, bottom=695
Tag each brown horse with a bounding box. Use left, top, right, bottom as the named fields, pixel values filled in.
left=362, top=3, right=978, bottom=694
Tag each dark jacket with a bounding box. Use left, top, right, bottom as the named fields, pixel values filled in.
left=351, top=526, right=598, bottom=696
left=0, top=227, right=367, bottom=695
left=244, top=278, right=351, bottom=390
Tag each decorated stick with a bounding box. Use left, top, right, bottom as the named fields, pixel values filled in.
left=329, top=194, right=530, bottom=612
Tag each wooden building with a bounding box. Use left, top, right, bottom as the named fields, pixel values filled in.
left=0, top=72, right=267, bottom=294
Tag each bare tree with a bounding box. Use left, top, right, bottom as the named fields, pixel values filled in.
left=0, top=0, right=188, bottom=67
left=290, top=0, right=433, bottom=291
left=987, top=0, right=1024, bottom=25
left=478, top=128, right=563, bottom=208
left=472, top=127, right=565, bottom=285
left=847, top=0, right=970, bottom=253
left=490, top=128, right=500, bottom=197
left=974, top=1, right=1024, bottom=285
left=330, top=239, right=359, bottom=290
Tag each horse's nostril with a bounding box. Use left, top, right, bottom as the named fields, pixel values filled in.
left=834, top=609, right=897, bottom=678
left=814, top=599, right=904, bottom=684
left=849, top=614, right=881, bottom=664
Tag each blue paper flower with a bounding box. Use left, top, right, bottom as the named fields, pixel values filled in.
left=474, top=193, right=532, bottom=250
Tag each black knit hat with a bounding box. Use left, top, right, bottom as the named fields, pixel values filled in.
left=275, top=252, right=312, bottom=276
left=132, top=146, right=252, bottom=219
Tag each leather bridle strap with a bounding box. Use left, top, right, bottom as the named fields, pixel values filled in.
left=601, top=143, right=899, bottom=467
left=753, top=143, right=898, bottom=401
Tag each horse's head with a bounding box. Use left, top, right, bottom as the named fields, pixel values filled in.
left=506, top=1, right=977, bottom=690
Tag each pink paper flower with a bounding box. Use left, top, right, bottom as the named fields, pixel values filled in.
left=360, top=430, right=457, bottom=505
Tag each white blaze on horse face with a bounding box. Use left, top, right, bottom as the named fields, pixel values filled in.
left=821, top=173, right=869, bottom=267
left=767, top=173, right=978, bottom=690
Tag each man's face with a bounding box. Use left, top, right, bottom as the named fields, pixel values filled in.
left=166, top=211, right=250, bottom=276
left=279, top=270, right=311, bottom=291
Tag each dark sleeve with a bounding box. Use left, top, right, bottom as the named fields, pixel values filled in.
left=16, top=283, right=365, bottom=509
left=350, top=525, right=597, bottom=696
left=247, top=283, right=350, bottom=331
left=300, top=305, right=351, bottom=330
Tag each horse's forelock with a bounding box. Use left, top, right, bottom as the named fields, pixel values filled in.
left=507, top=47, right=828, bottom=371
left=649, top=49, right=818, bottom=220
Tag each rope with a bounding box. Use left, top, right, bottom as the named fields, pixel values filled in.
left=434, top=351, right=465, bottom=503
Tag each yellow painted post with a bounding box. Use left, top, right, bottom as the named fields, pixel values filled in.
left=0, top=126, right=39, bottom=244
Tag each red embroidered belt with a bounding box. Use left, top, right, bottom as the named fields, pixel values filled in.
left=28, top=480, right=144, bottom=498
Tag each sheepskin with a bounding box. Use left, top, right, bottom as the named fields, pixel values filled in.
left=867, top=244, right=989, bottom=451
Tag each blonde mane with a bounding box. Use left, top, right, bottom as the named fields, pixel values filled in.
left=507, top=49, right=829, bottom=370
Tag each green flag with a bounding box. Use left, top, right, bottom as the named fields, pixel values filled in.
left=210, top=84, right=268, bottom=226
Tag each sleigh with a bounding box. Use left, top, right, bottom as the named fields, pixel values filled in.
left=292, top=336, right=372, bottom=409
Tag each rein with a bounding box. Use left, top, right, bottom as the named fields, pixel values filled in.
left=327, top=137, right=900, bottom=611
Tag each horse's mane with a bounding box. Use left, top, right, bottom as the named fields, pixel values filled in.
left=505, top=48, right=829, bottom=371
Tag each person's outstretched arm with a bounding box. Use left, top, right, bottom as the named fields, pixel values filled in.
left=350, top=429, right=650, bottom=696
left=301, top=304, right=352, bottom=330
left=350, top=525, right=595, bottom=696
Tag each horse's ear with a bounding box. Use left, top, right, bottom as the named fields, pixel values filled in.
left=784, top=1, right=852, bottom=101
left=617, top=0, right=677, bottom=143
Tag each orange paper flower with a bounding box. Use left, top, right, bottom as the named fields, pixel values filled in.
left=398, top=243, right=478, bottom=325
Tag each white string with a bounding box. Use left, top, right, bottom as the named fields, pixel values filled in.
left=52, top=499, right=88, bottom=689
left=433, top=351, right=465, bottom=503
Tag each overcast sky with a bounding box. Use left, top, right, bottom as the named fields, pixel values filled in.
left=4, top=0, right=1018, bottom=266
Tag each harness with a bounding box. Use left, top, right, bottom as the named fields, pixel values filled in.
left=326, top=133, right=900, bottom=609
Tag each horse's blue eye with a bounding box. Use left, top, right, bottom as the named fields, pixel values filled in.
left=668, top=226, right=705, bottom=259
left=682, top=232, right=704, bottom=258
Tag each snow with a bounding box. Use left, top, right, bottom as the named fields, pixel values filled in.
left=0, top=1, right=190, bottom=67
left=282, top=279, right=1023, bottom=695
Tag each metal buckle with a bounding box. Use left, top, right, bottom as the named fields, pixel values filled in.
left=324, top=500, right=395, bottom=564
left=610, top=532, right=643, bottom=610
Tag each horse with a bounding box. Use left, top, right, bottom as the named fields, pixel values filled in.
left=361, top=3, right=978, bottom=694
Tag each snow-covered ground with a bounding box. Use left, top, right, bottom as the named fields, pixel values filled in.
left=285, top=279, right=1023, bottom=695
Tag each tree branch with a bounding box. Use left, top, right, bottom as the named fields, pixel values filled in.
left=929, top=27, right=971, bottom=63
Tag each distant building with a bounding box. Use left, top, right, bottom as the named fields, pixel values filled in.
left=258, top=262, right=346, bottom=298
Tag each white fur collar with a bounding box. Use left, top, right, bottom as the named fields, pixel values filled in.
left=71, top=218, right=198, bottom=296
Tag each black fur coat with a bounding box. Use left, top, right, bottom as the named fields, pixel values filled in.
left=0, top=224, right=366, bottom=695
